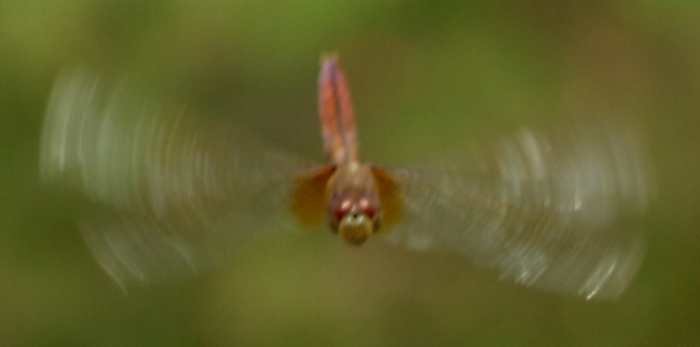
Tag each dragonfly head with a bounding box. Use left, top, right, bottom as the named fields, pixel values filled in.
left=328, top=194, right=381, bottom=245
left=326, top=163, right=383, bottom=245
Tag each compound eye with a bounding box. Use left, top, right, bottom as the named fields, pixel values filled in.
left=333, top=199, right=352, bottom=220
left=330, top=199, right=353, bottom=230
left=357, top=197, right=377, bottom=219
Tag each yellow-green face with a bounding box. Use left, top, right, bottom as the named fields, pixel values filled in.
left=337, top=209, right=374, bottom=245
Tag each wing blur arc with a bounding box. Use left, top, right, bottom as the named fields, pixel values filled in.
left=41, top=69, right=315, bottom=288
left=382, top=122, right=652, bottom=299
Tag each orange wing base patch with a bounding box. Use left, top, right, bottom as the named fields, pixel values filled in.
left=290, top=165, right=336, bottom=227
left=372, top=167, right=403, bottom=232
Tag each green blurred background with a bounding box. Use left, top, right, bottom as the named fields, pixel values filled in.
left=1, top=1, right=699, bottom=345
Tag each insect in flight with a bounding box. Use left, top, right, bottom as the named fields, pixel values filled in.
left=40, top=55, right=651, bottom=299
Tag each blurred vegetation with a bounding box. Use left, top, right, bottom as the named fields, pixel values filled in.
left=1, top=0, right=699, bottom=346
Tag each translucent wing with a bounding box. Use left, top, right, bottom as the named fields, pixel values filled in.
left=40, top=69, right=321, bottom=288
left=380, top=122, right=652, bottom=299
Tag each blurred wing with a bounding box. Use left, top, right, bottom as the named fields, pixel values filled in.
left=41, top=69, right=320, bottom=288
left=380, top=122, right=652, bottom=299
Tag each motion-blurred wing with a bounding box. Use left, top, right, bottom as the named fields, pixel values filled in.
left=41, top=69, right=318, bottom=288
left=381, top=122, right=652, bottom=299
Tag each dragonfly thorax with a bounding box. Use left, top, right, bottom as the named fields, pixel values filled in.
left=326, top=162, right=382, bottom=245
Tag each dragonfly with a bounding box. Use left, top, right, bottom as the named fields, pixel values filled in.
left=40, top=55, right=652, bottom=299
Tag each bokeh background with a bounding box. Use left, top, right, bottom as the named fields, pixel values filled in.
left=2, top=1, right=699, bottom=345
